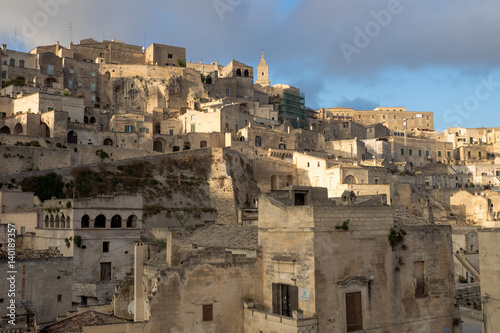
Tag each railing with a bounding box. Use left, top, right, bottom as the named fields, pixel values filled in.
left=454, top=253, right=480, bottom=282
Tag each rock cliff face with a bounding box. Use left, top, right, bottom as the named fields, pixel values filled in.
left=101, top=68, right=207, bottom=116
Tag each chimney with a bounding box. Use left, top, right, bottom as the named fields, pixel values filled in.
left=134, top=242, right=145, bottom=322
left=166, top=231, right=181, bottom=267
left=56, top=41, right=60, bottom=52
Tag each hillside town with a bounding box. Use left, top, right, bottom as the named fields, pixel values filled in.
left=0, top=38, right=499, bottom=332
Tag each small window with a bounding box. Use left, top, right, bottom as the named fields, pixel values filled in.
left=139, top=128, right=149, bottom=133
left=20, top=227, right=25, bottom=234
left=78, top=81, right=82, bottom=87
left=100, top=262, right=111, bottom=281
left=57, top=295, right=62, bottom=302
left=47, top=64, right=54, bottom=75
left=346, top=292, right=363, bottom=332
left=226, top=89, right=230, bottom=96
left=169, top=129, right=174, bottom=135
left=409, top=149, right=412, bottom=156
left=190, top=124, right=195, bottom=133
left=447, top=151, right=451, bottom=158
left=401, top=148, right=405, bottom=155
left=103, top=242, right=109, bottom=253
left=168, top=54, right=173, bottom=59
left=91, top=95, right=96, bottom=102
left=91, top=83, right=95, bottom=91
left=438, top=151, right=442, bottom=158
left=91, top=72, right=95, bottom=77
left=69, top=69, right=74, bottom=74
left=418, top=150, right=422, bottom=157
left=19, top=60, right=25, bottom=68
left=68, top=80, right=73, bottom=89
left=125, top=125, right=135, bottom=133
left=1, top=71, right=6, bottom=79
left=10, top=59, right=15, bottom=66
left=414, top=261, right=426, bottom=297
left=202, top=304, right=213, bottom=321
left=255, top=136, right=262, bottom=147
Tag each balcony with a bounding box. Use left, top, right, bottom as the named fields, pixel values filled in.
left=244, top=308, right=318, bottom=333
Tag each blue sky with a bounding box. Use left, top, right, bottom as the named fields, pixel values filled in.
left=1, top=0, right=500, bottom=131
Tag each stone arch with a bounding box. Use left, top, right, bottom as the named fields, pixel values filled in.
left=94, top=214, right=106, bottom=228
left=271, top=175, right=279, bottom=190
left=55, top=215, right=60, bottom=228
left=13, top=123, right=23, bottom=134
left=104, top=71, right=111, bottom=80
left=153, top=140, right=164, bottom=153
left=200, top=140, right=207, bottom=148
left=239, top=136, right=245, bottom=142
left=90, top=117, right=96, bottom=124
left=44, top=215, right=49, bottom=228
left=67, top=130, right=77, bottom=144
left=103, top=138, right=113, bottom=146
left=311, top=123, right=318, bottom=132
left=236, top=69, right=242, bottom=76
left=111, top=215, right=122, bottom=228
left=60, top=214, right=65, bottom=228
left=50, top=214, right=54, bottom=228
left=41, top=122, right=50, bottom=137
left=244, top=69, right=249, bottom=77
left=0, top=126, right=10, bottom=134
left=66, top=216, right=71, bottom=229
left=127, top=215, right=137, bottom=228
left=343, top=175, right=358, bottom=185
left=81, top=215, right=90, bottom=228
left=84, top=116, right=89, bottom=124
left=183, top=142, right=191, bottom=150
left=286, top=175, right=294, bottom=187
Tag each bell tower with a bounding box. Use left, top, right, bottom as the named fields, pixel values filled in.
left=256, top=51, right=270, bottom=87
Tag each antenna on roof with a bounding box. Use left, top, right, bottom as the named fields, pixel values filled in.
left=69, top=22, right=73, bottom=44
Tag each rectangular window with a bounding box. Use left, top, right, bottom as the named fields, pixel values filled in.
left=91, top=83, right=96, bottom=91
left=168, top=53, right=173, bottom=59
left=169, top=129, right=174, bottom=135
left=468, top=151, right=471, bottom=158
left=47, top=65, right=53, bottom=75
left=120, top=144, right=126, bottom=148
left=409, top=149, right=412, bottom=156
left=57, top=295, right=62, bottom=302
left=1, top=71, right=6, bottom=79
left=68, top=80, right=73, bottom=89
left=438, top=151, right=442, bottom=158
left=401, top=148, right=405, bottom=155
left=91, top=95, right=96, bottom=102
left=272, top=283, right=298, bottom=317
left=190, top=124, right=195, bottom=133
left=414, top=261, right=426, bottom=297
left=346, top=292, right=363, bottom=332
left=103, top=242, right=109, bottom=253
left=91, top=72, right=95, bottom=77
left=447, top=151, right=451, bottom=158
left=139, top=128, right=149, bottom=133
left=426, top=150, right=429, bottom=156
left=78, top=81, right=82, bottom=87
left=100, top=262, right=111, bottom=281
left=19, top=60, right=25, bottom=68
left=202, top=304, right=213, bottom=321
left=69, top=69, right=74, bottom=74
left=125, top=125, right=135, bottom=133
left=20, top=227, right=26, bottom=234
left=10, top=59, right=15, bottom=66
left=226, top=89, right=230, bottom=96
left=418, top=150, right=422, bottom=157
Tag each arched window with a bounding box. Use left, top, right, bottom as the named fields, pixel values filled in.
left=0, top=126, right=10, bottom=134
left=50, top=215, right=54, bottom=228
left=103, top=138, right=113, bottom=146
left=153, top=140, right=163, bottom=152
left=13, top=123, right=23, bottom=134
left=244, top=69, right=249, bottom=77
left=200, top=141, right=207, bottom=148
left=67, top=131, right=77, bottom=144
left=183, top=142, right=191, bottom=150
left=127, top=215, right=137, bottom=228
left=111, top=215, right=122, bottom=228
left=60, top=214, right=65, bottom=228
left=90, top=117, right=96, bottom=124
left=236, top=69, right=242, bottom=76
left=55, top=215, right=60, bottom=228
left=173, top=146, right=180, bottom=152
left=95, top=214, right=106, bottom=228
left=84, top=116, right=89, bottom=124
left=343, top=175, right=358, bottom=185
left=45, top=215, right=49, bottom=228
left=81, top=215, right=90, bottom=228
left=66, top=216, right=71, bottom=229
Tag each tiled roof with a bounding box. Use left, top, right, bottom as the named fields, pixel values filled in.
left=187, top=224, right=258, bottom=250
left=40, top=310, right=128, bottom=333
left=0, top=249, right=63, bottom=261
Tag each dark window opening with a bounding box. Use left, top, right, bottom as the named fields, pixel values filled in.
left=294, top=193, right=306, bottom=206
left=272, top=283, right=298, bottom=317
left=57, top=295, right=62, bottom=302
left=414, top=261, right=426, bottom=297
left=111, top=215, right=122, bottom=228
left=95, top=214, right=106, bottom=228
left=203, top=304, right=213, bottom=321
left=81, top=215, right=90, bottom=228
left=100, top=262, right=111, bottom=281
left=346, top=292, right=363, bottom=332
left=103, top=241, right=109, bottom=253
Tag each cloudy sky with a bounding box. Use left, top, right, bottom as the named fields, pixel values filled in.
left=1, top=0, right=500, bottom=131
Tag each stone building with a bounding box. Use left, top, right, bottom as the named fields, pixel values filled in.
left=35, top=195, right=143, bottom=305
left=0, top=249, right=73, bottom=327
left=478, top=228, right=500, bottom=332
